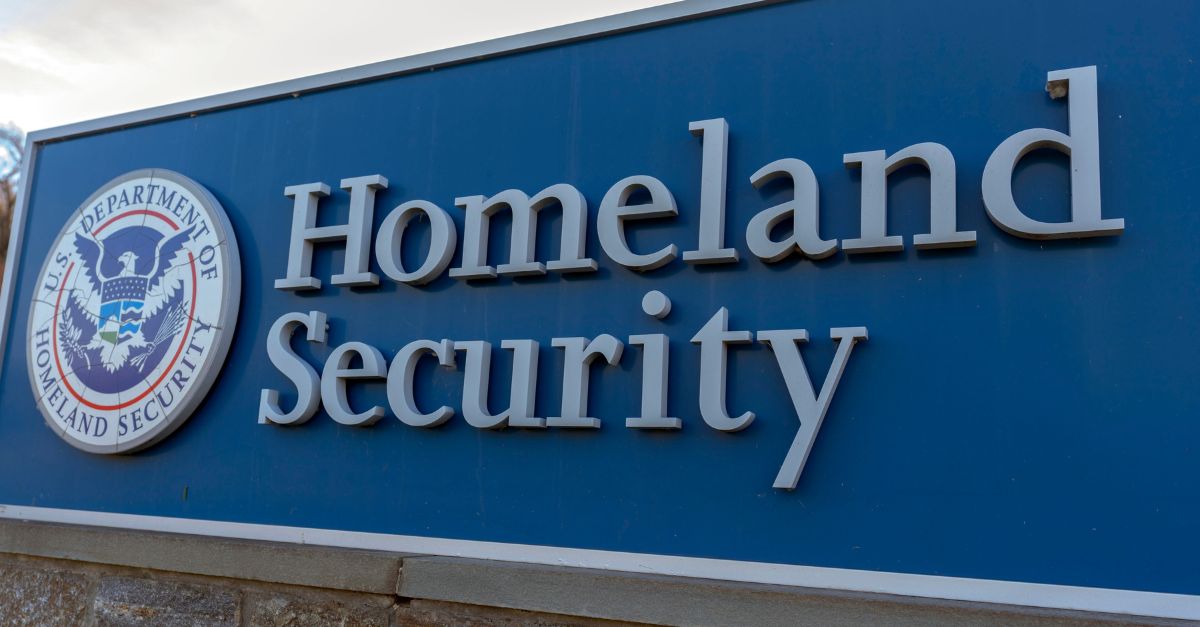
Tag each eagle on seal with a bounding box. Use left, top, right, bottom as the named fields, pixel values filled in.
left=66, top=225, right=195, bottom=372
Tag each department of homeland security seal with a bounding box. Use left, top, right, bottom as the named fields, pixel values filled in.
left=26, top=169, right=240, bottom=453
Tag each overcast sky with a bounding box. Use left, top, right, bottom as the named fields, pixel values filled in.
left=0, top=0, right=673, bottom=133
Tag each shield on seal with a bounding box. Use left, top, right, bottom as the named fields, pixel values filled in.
left=97, top=275, right=149, bottom=345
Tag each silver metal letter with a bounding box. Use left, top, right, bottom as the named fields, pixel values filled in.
left=626, top=334, right=680, bottom=429
left=843, top=143, right=973, bottom=252
left=747, top=158, right=837, bottom=262
left=375, top=200, right=457, bottom=285
left=758, top=326, right=867, bottom=490
left=983, top=66, right=1122, bottom=239
left=456, top=341, right=506, bottom=429
left=683, top=118, right=738, bottom=264
left=387, top=339, right=457, bottom=428
left=503, top=339, right=543, bottom=428
left=275, top=176, right=385, bottom=290
left=275, top=183, right=329, bottom=290
left=321, top=341, right=388, bottom=426
left=259, top=311, right=328, bottom=425
left=449, top=185, right=598, bottom=280
left=547, top=335, right=624, bottom=428
left=455, top=340, right=542, bottom=429
left=597, top=176, right=679, bottom=271
left=689, top=308, right=754, bottom=432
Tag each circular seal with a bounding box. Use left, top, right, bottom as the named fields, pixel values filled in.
left=26, top=170, right=241, bottom=453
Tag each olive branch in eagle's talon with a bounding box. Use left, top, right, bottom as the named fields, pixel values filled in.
left=58, top=313, right=93, bottom=370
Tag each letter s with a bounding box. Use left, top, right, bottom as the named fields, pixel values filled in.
left=258, top=311, right=329, bottom=425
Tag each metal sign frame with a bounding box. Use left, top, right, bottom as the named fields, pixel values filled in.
left=0, top=1, right=1195, bottom=620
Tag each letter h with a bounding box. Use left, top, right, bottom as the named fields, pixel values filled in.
left=276, top=175, right=386, bottom=290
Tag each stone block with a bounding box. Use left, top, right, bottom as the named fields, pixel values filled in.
left=94, top=576, right=239, bottom=626
left=247, top=592, right=390, bottom=627
left=0, top=563, right=91, bottom=626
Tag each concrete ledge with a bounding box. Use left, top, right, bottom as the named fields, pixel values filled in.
left=0, top=519, right=1188, bottom=626
left=0, top=519, right=402, bottom=594
left=398, top=556, right=1183, bottom=627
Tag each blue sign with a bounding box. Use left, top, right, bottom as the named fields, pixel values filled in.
left=1, top=0, right=1197, bottom=619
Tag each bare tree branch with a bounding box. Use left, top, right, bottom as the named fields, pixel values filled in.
left=0, top=123, right=24, bottom=285
left=0, top=124, right=22, bottom=183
